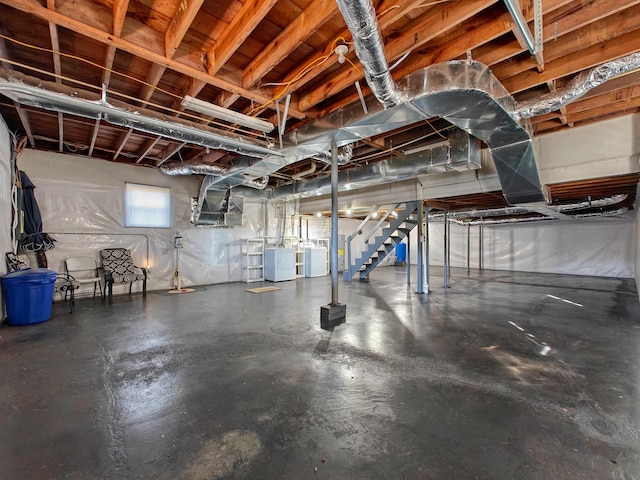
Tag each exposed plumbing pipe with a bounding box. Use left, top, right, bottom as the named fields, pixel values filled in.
left=335, top=0, right=405, bottom=108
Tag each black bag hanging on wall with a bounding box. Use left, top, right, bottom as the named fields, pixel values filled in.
left=17, top=170, right=56, bottom=267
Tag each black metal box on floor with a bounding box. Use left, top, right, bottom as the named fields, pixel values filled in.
left=320, top=303, right=346, bottom=330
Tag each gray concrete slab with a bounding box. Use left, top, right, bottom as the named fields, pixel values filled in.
left=0, top=267, right=639, bottom=479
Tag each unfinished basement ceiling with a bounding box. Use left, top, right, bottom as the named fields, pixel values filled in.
left=0, top=0, right=639, bottom=210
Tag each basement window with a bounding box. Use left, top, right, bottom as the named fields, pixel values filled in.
left=124, top=183, right=171, bottom=228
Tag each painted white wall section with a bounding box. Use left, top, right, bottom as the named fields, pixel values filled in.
left=536, top=114, right=640, bottom=186
left=18, top=149, right=281, bottom=294
left=0, top=116, right=13, bottom=310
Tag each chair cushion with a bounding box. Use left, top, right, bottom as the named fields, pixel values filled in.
left=6, top=252, right=30, bottom=271
left=100, top=248, right=145, bottom=284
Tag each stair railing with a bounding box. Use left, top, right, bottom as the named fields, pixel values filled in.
left=361, top=203, right=400, bottom=245
left=345, top=203, right=400, bottom=281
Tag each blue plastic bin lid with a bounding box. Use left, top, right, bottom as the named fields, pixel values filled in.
left=2, top=268, right=57, bottom=283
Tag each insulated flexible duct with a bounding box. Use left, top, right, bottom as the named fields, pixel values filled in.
left=335, top=0, right=405, bottom=108
left=516, top=52, right=640, bottom=119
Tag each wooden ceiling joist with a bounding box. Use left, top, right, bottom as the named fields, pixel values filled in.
left=493, top=4, right=640, bottom=81
left=2, top=0, right=306, bottom=119
left=298, top=0, right=496, bottom=111
left=242, top=0, right=339, bottom=89
left=57, top=112, right=63, bottom=152
left=165, top=0, right=205, bottom=58
left=0, top=0, right=638, bottom=205
left=112, top=128, right=133, bottom=160
left=157, top=142, right=187, bottom=166
left=503, top=28, right=640, bottom=94
left=136, top=136, right=161, bottom=164
left=88, top=118, right=100, bottom=157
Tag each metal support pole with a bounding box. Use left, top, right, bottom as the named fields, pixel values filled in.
left=467, top=222, right=470, bottom=273
left=425, top=206, right=430, bottom=292
left=447, top=216, right=451, bottom=277
left=406, top=228, right=411, bottom=285
left=478, top=222, right=483, bottom=271
left=417, top=203, right=424, bottom=294
left=330, top=139, right=339, bottom=305
left=443, top=212, right=449, bottom=288
left=320, top=138, right=346, bottom=329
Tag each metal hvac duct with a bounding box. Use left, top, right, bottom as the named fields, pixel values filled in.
left=428, top=193, right=629, bottom=224
left=0, top=61, right=543, bottom=208
left=271, top=127, right=480, bottom=198
left=161, top=162, right=227, bottom=176
left=298, top=0, right=545, bottom=204
left=283, top=60, right=545, bottom=204
left=0, top=68, right=280, bottom=161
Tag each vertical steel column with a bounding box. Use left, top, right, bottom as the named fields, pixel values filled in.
left=330, top=138, right=339, bottom=304
left=406, top=229, right=411, bottom=285
left=467, top=222, right=470, bottom=273
left=478, top=222, right=483, bottom=271
left=447, top=216, right=451, bottom=277
left=417, top=202, right=424, bottom=294
left=443, top=212, right=449, bottom=288
left=425, top=206, right=430, bottom=292
left=320, top=138, right=346, bottom=330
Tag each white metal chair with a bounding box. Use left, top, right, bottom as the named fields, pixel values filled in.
left=5, top=252, right=78, bottom=313
left=65, top=256, right=103, bottom=299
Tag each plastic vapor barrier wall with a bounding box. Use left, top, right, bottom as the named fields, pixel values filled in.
left=635, top=197, right=640, bottom=295
left=18, top=150, right=297, bottom=296
left=425, top=219, right=634, bottom=278
left=0, top=116, right=13, bottom=311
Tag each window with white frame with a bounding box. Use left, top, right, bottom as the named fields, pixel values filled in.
left=124, top=183, right=171, bottom=228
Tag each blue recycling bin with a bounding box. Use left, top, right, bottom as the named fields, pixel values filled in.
left=2, top=268, right=57, bottom=326
left=396, top=242, right=407, bottom=263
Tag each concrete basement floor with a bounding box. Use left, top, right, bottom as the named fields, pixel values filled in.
left=0, top=267, right=639, bottom=479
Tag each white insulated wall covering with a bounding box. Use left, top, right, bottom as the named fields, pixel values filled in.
left=0, top=116, right=13, bottom=312
left=18, top=149, right=295, bottom=295
left=308, top=215, right=634, bottom=278
left=635, top=192, right=640, bottom=295
left=425, top=219, right=634, bottom=278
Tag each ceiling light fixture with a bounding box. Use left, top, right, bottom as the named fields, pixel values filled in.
left=335, top=44, right=349, bottom=64
left=182, top=95, right=275, bottom=133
